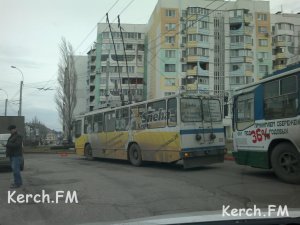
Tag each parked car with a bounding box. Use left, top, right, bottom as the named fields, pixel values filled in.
left=0, top=133, right=24, bottom=171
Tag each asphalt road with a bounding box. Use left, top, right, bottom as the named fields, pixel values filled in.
left=0, top=153, right=299, bottom=225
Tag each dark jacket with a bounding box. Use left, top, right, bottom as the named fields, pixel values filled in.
left=6, top=132, right=23, bottom=157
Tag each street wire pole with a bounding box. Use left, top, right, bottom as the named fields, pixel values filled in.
left=106, top=59, right=110, bottom=106
left=5, top=99, right=7, bottom=116
left=11, top=66, right=24, bottom=116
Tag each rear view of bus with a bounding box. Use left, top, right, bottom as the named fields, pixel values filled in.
left=180, top=96, right=225, bottom=168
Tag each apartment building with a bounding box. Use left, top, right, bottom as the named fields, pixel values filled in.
left=73, top=56, right=88, bottom=117
left=271, top=13, right=300, bottom=71
left=147, top=0, right=272, bottom=136
left=86, top=23, right=147, bottom=111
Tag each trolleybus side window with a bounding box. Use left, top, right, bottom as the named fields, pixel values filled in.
left=203, top=99, right=222, bottom=122
left=147, top=100, right=166, bottom=129
left=167, top=98, right=177, bottom=127
left=130, top=104, right=146, bottom=130
left=264, top=75, right=298, bottom=119
left=84, top=115, right=93, bottom=134
left=93, top=113, right=103, bottom=132
left=181, top=98, right=202, bottom=122
left=236, top=93, right=254, bottom=130
left=116, top=108, right=129, bottom=131
left=74, top=120, right=82, bottom=138
left=104, top=111, right=116, bottom=132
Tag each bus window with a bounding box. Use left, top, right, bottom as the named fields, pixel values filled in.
left=236, top=93, right=254, bottom=130
left=104, top=111, right=116, bottom=132
left=181, top=98, right=202, bottom=122
left=130, top=104, right=146, bottom=130
left=93, top=113, right=103, bottom=132
left=116, top=108, right=129, bottom=131
left=84, top=116, right=93, bottom=134
left=264, top=76, right=298, bottom=119
left=74, top=120, right=82, bottom=138
left=167, top=98, right=177, bottom=127
left=203, top=99, right=222, bottom=122
left=147, top=100, right=166, bottom=129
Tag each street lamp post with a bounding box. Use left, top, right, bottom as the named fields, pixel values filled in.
left=0, top=88, right=8, bottom=116
left=11, top=66, right=24, bottom=116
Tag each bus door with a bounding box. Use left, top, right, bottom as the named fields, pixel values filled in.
left=104, top=110, right=116, bottom=150
left=115, top=108, right=130, bottom=150
left=202, top=99, right=223, bottom=145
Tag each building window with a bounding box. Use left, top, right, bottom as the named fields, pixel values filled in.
left=259, top=39, right=268, bottom=46
left=230, top=35, right=244, bottom=43
left=257, top=13, right=267, bottom=21
left=257, top=52, right=269, bottom=59
left=278, top=23, right=294, bottom=31
left=188, top=47, right=209, bottom=56
left=199, top=21, right=209, bottom=29
left=165, top=23, right=176, bottom=31
left=229, top=10, right=243, bottom=18
left=165, top=50, right=176, bottom=58
left=166, top=9, right=176, bottom=17
left=258, top=26, right=268, bottom=33
left=165, top=64, right=176, bottom=72
left=165, top=36, right=175, bottom=44
left=165, top=92, right=176, bottom=96
left=259, top=65, right=268, bottom=73
left=128, top=66, right=135, bottom=73
left=165, top=78, right=176, bottom=86
left=231, top=64, right=240, bottom=71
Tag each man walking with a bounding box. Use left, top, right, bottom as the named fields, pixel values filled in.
left=6, top=125, right=23, bottom=188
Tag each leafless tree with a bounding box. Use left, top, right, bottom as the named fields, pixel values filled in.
left=55, top=37, right=77, bottom=143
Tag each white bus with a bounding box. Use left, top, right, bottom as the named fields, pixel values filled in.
left=74, top=93, right=225, bottom=168
left=232, top=64, right=300, bottom=183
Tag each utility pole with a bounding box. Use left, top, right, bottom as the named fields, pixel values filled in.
left=19, top=80, right=23, bottom=116
left=4, top=99, right=7, bottom=116
left=105, top=59, right=110, bottom=106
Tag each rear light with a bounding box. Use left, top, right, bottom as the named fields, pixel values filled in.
left=184, top=152, right=190, bottom=158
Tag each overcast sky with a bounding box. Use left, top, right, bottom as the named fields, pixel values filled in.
left=0, top=0, right=299, bottom=131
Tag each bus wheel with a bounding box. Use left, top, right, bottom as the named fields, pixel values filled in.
left=84, top=144, right=93, bottom=161
left=271, top=143, right=300, bottom=184
left=128, top=144, right=143, bottom=166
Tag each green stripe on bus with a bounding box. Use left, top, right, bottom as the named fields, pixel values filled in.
left=233, top=151, right=270, bottom=169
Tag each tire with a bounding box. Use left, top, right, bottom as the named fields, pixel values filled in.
left=128, top=143, right=143, bottom=166
left=271, top=143, right=300, bottom=184
left=84, top=144, right=94, bottom=161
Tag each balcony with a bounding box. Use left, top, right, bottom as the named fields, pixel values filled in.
left=187, top=55, right=199, bottom=62
left=186, top=69, right=197, bottom=76
left=187, top=27, right=197, bottom=34
left=244, top=14, right=252, bottom=24
left=275, top=52, right=288, bottom=59
left=229, top=16, right=243, bottom=24
left=274, top=65, right=286, bottom=71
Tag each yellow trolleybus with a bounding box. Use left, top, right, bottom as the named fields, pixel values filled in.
left=74, top=93, right=225, bottom=168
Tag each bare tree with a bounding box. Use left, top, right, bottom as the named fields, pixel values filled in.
left=55, top=37, right=77, bottom=143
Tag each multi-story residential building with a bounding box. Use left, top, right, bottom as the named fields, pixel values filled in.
left=271, top=13, right=300, bottom=71
left=73, top=56, right=88, bottom=117
left=86, top=23, right=147, bottom=111
left=147, top=0, right=272, bottom=136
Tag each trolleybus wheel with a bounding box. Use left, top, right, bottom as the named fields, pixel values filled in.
left=271, top=143, right=300, bottom=184
left=128, top=143, right=143, bottom=166
left=84, top=144, right=94, bottom=161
